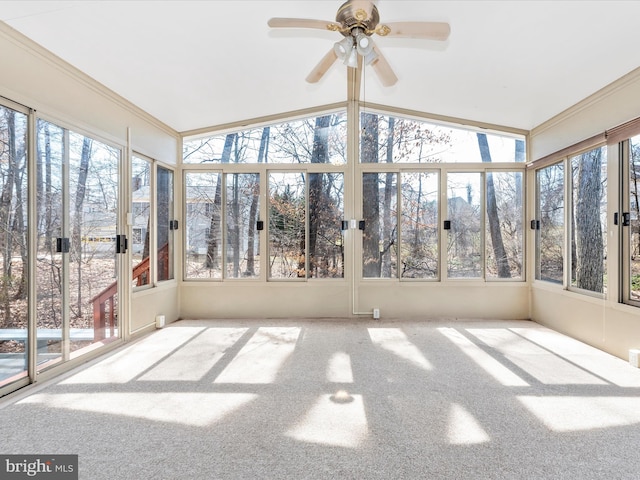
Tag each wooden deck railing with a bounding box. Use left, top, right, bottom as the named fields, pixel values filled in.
left=91, top=243, right=169, bottom=341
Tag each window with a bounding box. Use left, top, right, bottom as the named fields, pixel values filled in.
left=400, top=172, right=439, bottom=279
left=157, top=166, right=174, bottom=281
left=184, top=109, right=524, bottom=284
left=486, top=171, right=523, bottom=280
left=185, top=171, right=222, bottom=279
left=360, top=112, right=525, bottom=164
left=225, top=173, right=260, bottom=279
left=447, top=173, right=482, bottom=278
left=536, top=163, right=564, bottom=284
left=132, top=156, right=151, bottom=287
left=624, top=135, right=640, bottom=303
left=0, top=103, right=28, bottom=387
left=362, top=172, right=398, bottom=278
left=183, top=112, right=347, bottom=165
left=184, top=111, right=347, bottom=281
left=269, top=172, right=344, bottom=279
left=570, top=146, right=607, bottom=294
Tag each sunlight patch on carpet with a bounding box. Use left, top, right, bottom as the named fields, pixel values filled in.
left=368, top=328, right=432, bottom=371
left=285, top=394, right=368, bottom=448
left=61, top=327, right=206, bottom=384
left=447, top=403, right=490, bottom=445
left=140, top=327, right=248, bottom=382
left=326, top=351, right=353, bottom=383
left=468, top=328, right=606, bottom=385
left=438, top=327, right=529, bottom=386
left=214, top=327, right=300, bottom=384
left=518, top=396, right=640, bottom=432
left=19, top=392, right=257, bottom=427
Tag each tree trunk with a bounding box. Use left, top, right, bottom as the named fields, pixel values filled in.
left=477, top=133, right=511, bottom=278
left=245, top=127, right=269, bottom=276
left=382, top=117, right=395, bottom=277
left=13, top=149, right=27, bottom=300
left=631, top=149, right=640, bottom=257
left=44, top=123, right=54, bottom=250
left=575, top=149, right=603, bottom=292
left=362, top=113, right=381, bottom=277
left=72, top=137, right=91, bottom=318
left=205, top=133, right=235, bottom=269
left=231, top=173, right=240, bottom=276
left=0, top=110, right=17, bottom=323
left=308, top=115, right=331, bottom=277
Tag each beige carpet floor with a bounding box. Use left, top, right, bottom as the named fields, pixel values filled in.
left=1, top=318, right=640, bottom=479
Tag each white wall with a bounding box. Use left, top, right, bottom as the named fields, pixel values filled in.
left=530, top=66, right=640, bottom=160
left=180, top=282, right=529, bottom=321
left=529, top=67, right=640, bottom=361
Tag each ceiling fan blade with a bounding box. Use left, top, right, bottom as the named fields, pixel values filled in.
left=370, top=45, right=397, bottom=87
left=268, top=17, right=342, bottom=32
left=306, top=49, right=339, bottom=84
left=377, top=21, right=451, bottom=41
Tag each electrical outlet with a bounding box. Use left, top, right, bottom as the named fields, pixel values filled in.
left=373, top=308, right=380, bottom=319
left=630, top=349, right=640, bottom=368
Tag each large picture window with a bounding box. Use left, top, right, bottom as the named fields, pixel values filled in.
left=183, top=112, right=347, bottom=165
left=184, top=109, right=525, bottom=284
left=359, top=112, right=525, bottom=164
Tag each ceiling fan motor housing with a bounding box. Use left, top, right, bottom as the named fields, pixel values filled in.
left=336, top=0, right=379, bottom=36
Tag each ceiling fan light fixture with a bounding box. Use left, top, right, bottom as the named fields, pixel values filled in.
left=333, top=36, right=353, bottom=60
left=343, top=45, right=358, bottom=68
left=268, top=0, right=451, bottom=85
left=363, top=49, right=378, bottom=66
left=355, top=31, right=374, bottom=56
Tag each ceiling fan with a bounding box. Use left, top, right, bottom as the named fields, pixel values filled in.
left=267, top=0, right=450, bottom=87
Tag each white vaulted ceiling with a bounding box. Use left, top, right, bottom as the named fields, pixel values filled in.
left=1, top=1, right=640, bottom=133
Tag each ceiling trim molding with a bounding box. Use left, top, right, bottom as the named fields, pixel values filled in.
left=531, top=65, right=640, bottom=139
left=359, top=102, right=528, bottom=138
left=180, top=102, right=348, bottom=139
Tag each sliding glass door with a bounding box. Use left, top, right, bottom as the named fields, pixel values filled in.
left=0, top=103, right=29, bottom=390
left=35, top=119, right=120, bottom=374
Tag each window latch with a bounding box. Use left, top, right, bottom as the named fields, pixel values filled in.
left=55, top=237, right=70, bottom=253
left=116, top=234, right=128, bottom=254
left=623, top=212, right=631, bottom=227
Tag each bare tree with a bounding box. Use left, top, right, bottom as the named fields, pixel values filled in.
left=0, top=110, right=17, bottom=323
left=245, top=127, right=269, bottom=276
left=71, top=137, right=92, bottom=318
left=361, top=113, right=381, bottom=277
left=308, top=115, right=331, bottom=277
left=205, top=133, right=236, bottom=269
left=574, top=149, right=603, bottom=292
left=477, top=133, right=510, bottom=278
